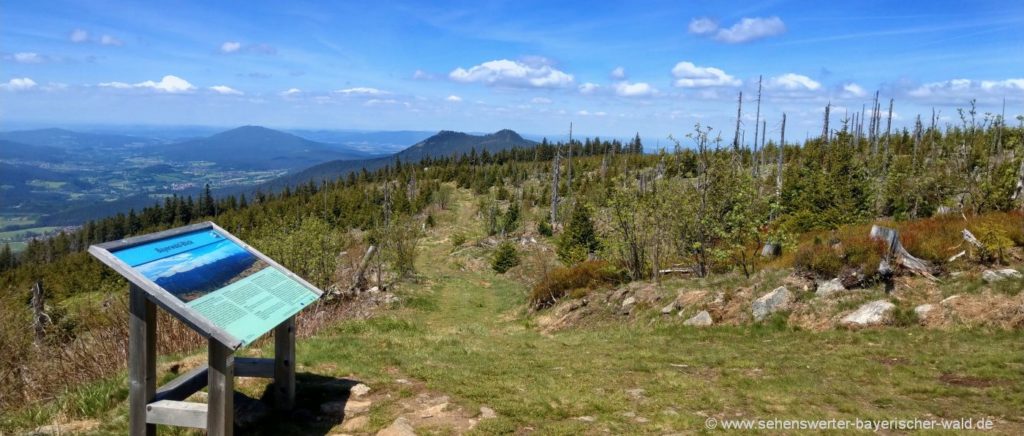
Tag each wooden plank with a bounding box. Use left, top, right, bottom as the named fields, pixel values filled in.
left=155, top=365, right=208, bottom=402
left=274, top=317, right=296, bottom=410
left=146, top=400, right=208, bottom=429
left=128, top=285, right=156, bottom=436
left=208, top=338, right=235, bottom=436
left=235, top=357, right=273, bottom=378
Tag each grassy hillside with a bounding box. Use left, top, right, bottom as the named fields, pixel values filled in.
left=6, top=189, right=1022, bottom=435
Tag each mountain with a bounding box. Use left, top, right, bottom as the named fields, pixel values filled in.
left=262, top=129, right=536, bottom=190
left=0, top=128, right=159, bottom=149
left=158, top=126, right=371, bottom=170
left=0, top=139, right=69, bottom=161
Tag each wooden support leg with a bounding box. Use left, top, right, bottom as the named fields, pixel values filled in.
left=274, top=316, right=296, bottom=410
left=208, top=339, right=235, bottom=436
left=129, top=285, right=156, bottom=436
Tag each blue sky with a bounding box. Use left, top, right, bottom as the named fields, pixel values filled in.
left=2, top=0, right=1023, bottom=140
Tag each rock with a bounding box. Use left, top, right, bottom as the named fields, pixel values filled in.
left=682, top=310, right=713, bottom=327
left=841, top=300, right=895, bottom=327
left=751, top=286, right=792, bottom=321
left=350, top=383, right=371, bottom=397
left=367, top=286, right=380, bottom=293
left=914, top=304, right=935, bottom=320
left=574, top=416, right=597, bottom=422
left=660, top=301, right=680, bottom=315
left=941, top=295, right=960, bottom=306
left=479, top=406, right=497, bottom=419
left=377, top=417, right=416, bottom=436
left=815, top=278, right=846, bottom=297
left=418, top=402, right=448, bottom=418
left=619, top=296, right=637, bottom=314
left=321, top=399, right=372, bottom=415
left=566, top=298, right=588, bottom=312
left=341, top=415, right=369, bottom=431
left=982, top=268, right=1021, bottom=282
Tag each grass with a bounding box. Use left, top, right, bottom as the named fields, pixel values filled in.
left=9, top=190, right=1024, bottom=434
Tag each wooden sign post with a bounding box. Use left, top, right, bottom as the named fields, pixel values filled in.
left=90, top=222, right=322, bottom=436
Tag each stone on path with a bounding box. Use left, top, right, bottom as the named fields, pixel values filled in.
left=982, top=268, right=1022, bottom=283
left=377, top=417, right=416, bottom=436
left=841, top=300, right=895, bottom=327
left=752, top=286, right=792, bottom=321
left=350, top=383, right=371, bottom=397
left=914, top=304, right=935, bottom=320
left=479, top=406, right=497, bottom=419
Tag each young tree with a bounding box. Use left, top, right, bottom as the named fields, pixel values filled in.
left=556, top=202, right=600, bottom=265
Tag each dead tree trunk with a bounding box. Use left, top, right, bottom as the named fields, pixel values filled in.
left=870, top=225, right=936, bottom=280
left=349, top=245, right=377, bottom=293
left=884, top=98, right=893, bottom=168
left=752, top=76, right=762, bottom=176
left=777, top=113, right=786, bottom=194
left=733, top=91, right=743, bottom=155
left=31, top=281, right=48, bottom=345
left=550, top=145, right=561, bottom=228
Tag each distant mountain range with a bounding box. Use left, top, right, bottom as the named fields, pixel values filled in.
left=262, top=129, right=536, bottom=189
left=157, top=125, right=371, bottom=170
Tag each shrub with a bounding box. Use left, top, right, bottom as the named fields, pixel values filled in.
left=528, top=260, right=623, bottom=309
left=792, top=231, right=884, bottom=279
left=491, top=241, right=520, bottom=274
left=537, top=219, right=553, bottom=237
left=793, top=240, right=843, bottom=278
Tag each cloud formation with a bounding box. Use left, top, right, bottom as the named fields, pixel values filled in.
left=69, top=29, right=89, bottom=43
left=689, top=16, right=786, bottom=43
left=671, top=62, right=741, bottom=87
left=768, top=73, right=821, bottom=91
left=841, top=83, right=866, bottom=98
left=578, top=82, right=600, bottom=94
left=450, top=59, right=574, bottom=88
left=69, top=29, right=123, bottom=46
left=210, top=85, right=243, bottom=95
left=610, top=66, right=626, bottom=79
left=335, top=87, right=387, bottom=96
left=614, top=81, right=656, bottom=97
left=219, top=41, right=276, bottom=55
left=908, top=78, right=1024, bottom=99
left=0, top=77, right=37, bottom=91
left=99, top=75, right=196, bottom=93
left=9, top=52, right=45, bottom=64
left=446, top=95, right=462, bottom=102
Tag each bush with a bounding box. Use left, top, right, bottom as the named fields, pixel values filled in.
left=537, top=219, right=553, bottom=237
left=793, top=240, right=843, bottom=278
left=491, top=241, right=520, bottom=274
left=792, top=231, right=884, bottom=279
left=529, top=260, right=624, bottom=309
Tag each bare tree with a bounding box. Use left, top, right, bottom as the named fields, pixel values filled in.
left=777, top=113, right=786, bottom=194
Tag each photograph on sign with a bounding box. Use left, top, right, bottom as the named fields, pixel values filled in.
left=110, top=228, right=318, bottom=345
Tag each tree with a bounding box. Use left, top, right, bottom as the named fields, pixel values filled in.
left=557, top=202, right=600, bottom=265
left=491, top=241, right=520, bottom=273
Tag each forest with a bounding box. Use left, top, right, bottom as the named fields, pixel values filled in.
left=2, top=98, right=1024, bottom=427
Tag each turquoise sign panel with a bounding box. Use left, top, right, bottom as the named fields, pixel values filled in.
left=111, top=229, right=319, bottom=346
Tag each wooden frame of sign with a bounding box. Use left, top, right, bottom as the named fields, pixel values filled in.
left=89, top=222, right=324, bottom=436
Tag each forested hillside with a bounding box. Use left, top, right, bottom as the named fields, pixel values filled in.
left=2, top=101, right=1024, bottom=432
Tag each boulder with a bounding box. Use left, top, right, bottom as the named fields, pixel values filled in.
left=620, top=296, right=637, bottom=314
left=815, top=278, right=846, bottom=297
left=982, top=268, right=1022, bottom=283
left=350, top=383, right=371, bottom=397
left=752, top=286, right=792, bottom=321
left=660, top=301, right=680, bottom=315
left=841, top=300, right=895, bottom=327
left=914, top=304, right=935, bottom=320
left=479, top=406, right=497, bottom=419
left=682, top=310, right=713, bottom=327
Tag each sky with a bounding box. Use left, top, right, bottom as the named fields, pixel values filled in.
left=2, top=0, right=1023, bottom=141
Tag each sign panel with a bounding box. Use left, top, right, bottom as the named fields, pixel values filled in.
left=90, top=223, right=321, bottom=348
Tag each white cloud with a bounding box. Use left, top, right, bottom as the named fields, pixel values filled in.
left=578, top=82, right=600, bottom=94
left=100, top=35, right=123, bottom=46
left=531, top=97, right=552, bottom=104
left=99, top=75, right=196, bottom=93
left=671, top=61, right=741, bottom=87
left=614, top=81, right=656, bottom=97
left=209, top=85, right=243, bottom=95
left=842, top=83, right=867, bottom=98
left=577, top=110, right=607, bottom=117
left=364, top=98, right=410, bottom=108
left=220, top=41, right=242, bottom=53
left=0, top=77, right=37, bottom=91
left=335, top=87, right=387, bottom=96
left=713, top=17, right=786, bottom=43
left=445, top=95, right=462, bottom=102
left=610, top=66, right=626, bottom=79
left=280, top=88, right=302, bottom=97
left=768, top=73, right=821, bottom=91
left=412, top=69, right=433, bottom=80
left=70, top=29, right=89, bottom=43
left=908, top=78, right=1024, bottom=99
left=688, top=17, right=718, bottom=35
left=449, top=59, right=574, bottom=88
left=11, top=52, right=45, bottom=64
